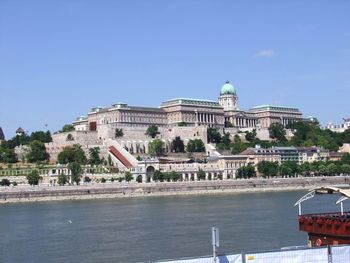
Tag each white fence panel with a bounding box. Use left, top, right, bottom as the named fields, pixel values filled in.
left=331, top=245, right=350, bottom=263
left=244, top=247, right=328, bottom=263
left=159, top=254, right=242, bottom=263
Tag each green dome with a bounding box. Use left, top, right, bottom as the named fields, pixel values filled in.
left=220, top=81, right=236, bottom=95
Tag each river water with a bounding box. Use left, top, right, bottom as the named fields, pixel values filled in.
left=0, top=190, right=346, bottom=263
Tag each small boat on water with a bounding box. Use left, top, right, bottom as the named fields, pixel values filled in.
left=295, top=186, right=350, bottom=247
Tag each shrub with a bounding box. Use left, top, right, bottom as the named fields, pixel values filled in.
left=0, top=178, right=11, bottom=186
left=84, top=176, right=92, bottom=183
left=26, top=170, right=41, bottom=185
left=118, top=177, right=124, bottom=182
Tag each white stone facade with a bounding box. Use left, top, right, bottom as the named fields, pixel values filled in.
left=72, top=81, right=303, bottom=134
left=326, top=118, right=350, bottom=133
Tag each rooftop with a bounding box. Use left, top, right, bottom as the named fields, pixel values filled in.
left=249, top=104, right=300, bottom=112
left=16, top=127, right=25, bottom=133
left=161, top=98, right=221, bottom=107
left=220, top=81, right=236, bottom=95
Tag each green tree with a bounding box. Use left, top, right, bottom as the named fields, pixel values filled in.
left=61, top=124, right=74, bottom=133
left=197, top=169, right=206, bottom=180
left=115, top=128, right=124, bottom=138
left=58, top=173, right=67, bottom=186
left=168, top=171, right=180, bottom=181
left=280, top=161, right=299, bottom=177
left=26, top=140, right=49, bottom=163
left=68, top=162, right=83, bottom=185
left=326, top=163, right=338, bottom=176
left=186, top=139, right=197, bottom=152
left=146, top=125, right=159, bottom=138
left=269, top=123, right=287, bottom=143
left=236, top=165, right=256, bottom=179
left=341, top=153, right=350, bottom=165
left=178, top=122, right=188, bottom=127
left=172, top=136, right=185, bottom=153
left=118, top=177, right=125, bottom=182
left=101, top=177, right=106, bottom=183
left=343, top=129, right=350, bottom=143
left=245, top=129, right=257, bottom=142
left=299, top=162, right=311, bottom=176
left=230, top=143, right=247, bottom=154
left=318, top=164, right=327, bottom=175
left=217, top=132, right=231, bottom=150
left=88, top=147, right=102, bottom=165
left=124, top=171, right=133, bottom=182
left=230, top=135, right=248, bottom=154
left=163, top=172, right=172, bottom=182
left=27, top=170, right=41, bottom=185
left=257, top=161, right=279, bottom=177
left=186, top=139, right=205, bottom=153
left=0, top=178, right=11, bottom=186
left=30, top=131, right=52, bottom=143
left=222, top=133, right=231, bottom=146
left=57, top=144, right=87, bottom=164
left=207, top=128, right=222, bottom=143
left=1, top=133, right=30, bottom=149
left=152, top=170, right=164, bottom=182
left=288, top=121, right=341, bottom=151
left=148, top=139, right=164, bottom=157
left=341, top=164, right=350, bottom=175
left=0, top=147, right=17, bottom=163
left=84, top=176, right=92, bottom=183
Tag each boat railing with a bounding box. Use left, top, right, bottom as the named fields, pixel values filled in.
left=299, top=211, right=350, bottom=220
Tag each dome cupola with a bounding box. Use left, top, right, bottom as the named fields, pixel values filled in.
left=220, top=81, right=236, bottom=95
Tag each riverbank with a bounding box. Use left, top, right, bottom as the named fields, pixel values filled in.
left=0, top=176, right=349, bottom=204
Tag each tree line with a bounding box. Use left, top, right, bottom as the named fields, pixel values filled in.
left=209, top=121, right=350, bottom=155
left=0, top=131, right=52, bottom=163
left=236, top=153, right=350, bottom=179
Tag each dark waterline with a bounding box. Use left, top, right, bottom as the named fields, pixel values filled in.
left=0, top=191, right=347, bottom=263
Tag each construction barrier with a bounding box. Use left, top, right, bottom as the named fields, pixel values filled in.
left=157, top=254, right=242, bottom=263
left=244, top=247, right=328, bottom=263
left=151, top=244, right=350, bottom=263
left=331, top=245, right=350, bottom=263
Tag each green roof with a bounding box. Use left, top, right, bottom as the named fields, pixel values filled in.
left=250, top=104, right=299, bottom=112
left=220, top=81, right=236, bottom=95
left=161, top=98, right=221, bottom=107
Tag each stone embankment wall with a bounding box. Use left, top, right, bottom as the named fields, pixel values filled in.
left=46, top=125, right=208, bottom=163
left=46, top=131, right=103, bottom=162
left=1, top=176, right=349, bottom=203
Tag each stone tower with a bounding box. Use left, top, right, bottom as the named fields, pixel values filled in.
left=218, top=81, right=238, bottom=111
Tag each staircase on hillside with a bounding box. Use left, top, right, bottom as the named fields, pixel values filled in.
left=105, top=139, right=138, bottom=170
left=206, top=143, right=222, bottom=157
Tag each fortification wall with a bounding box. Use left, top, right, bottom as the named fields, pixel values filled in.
left=46, top=125, right=209, bottom=163
left=46, top=131, right=102, bottom=163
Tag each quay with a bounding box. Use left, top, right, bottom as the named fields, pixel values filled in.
left=1, top=176, right=349, bottom=203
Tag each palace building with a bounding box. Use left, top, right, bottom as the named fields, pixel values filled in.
left=72, top=81, right=303, bottom=132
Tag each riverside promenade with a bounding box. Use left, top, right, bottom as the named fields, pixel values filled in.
left=0, top=176, right=349, bottom=204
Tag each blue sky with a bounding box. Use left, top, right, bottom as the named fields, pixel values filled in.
left=1, top=0, right=349, bottom=138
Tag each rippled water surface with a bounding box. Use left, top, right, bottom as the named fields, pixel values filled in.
left=0, top=190, right=347, bottom=263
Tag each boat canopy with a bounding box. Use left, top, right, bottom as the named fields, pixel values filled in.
left=312, top=186, right=350, bottom=198
left=294, top=186, right=350, bottom=215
